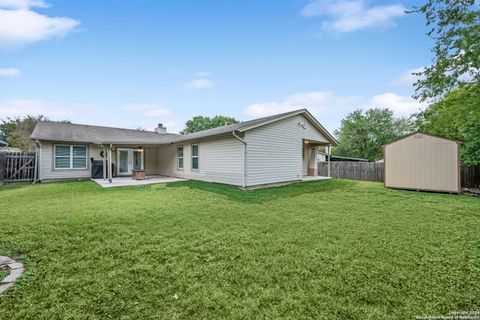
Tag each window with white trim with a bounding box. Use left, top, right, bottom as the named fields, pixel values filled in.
left=191, top=144, right=199, bottom=170
left=177, top=146, right=184, bottom=170
left=54, top=145, right=87, bottom=169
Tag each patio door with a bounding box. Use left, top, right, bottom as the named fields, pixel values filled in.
left=117, top=148, right=144, bottom=176
left=117, top=148, right=132, bottom=176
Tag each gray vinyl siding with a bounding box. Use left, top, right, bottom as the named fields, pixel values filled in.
left=39, top=141, right=103, bottom=181
left=39, top=142, right=162, bottom=180
left=245, top=114, right=329, bottom=186
left=157, top=136, right=244, bottom=186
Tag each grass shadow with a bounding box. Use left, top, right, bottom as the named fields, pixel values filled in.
left=166, top=179, right=356, bottom=204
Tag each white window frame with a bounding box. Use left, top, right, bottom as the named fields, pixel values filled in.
left=177, top=145, right=184, bottom=170
left=191, top=144, right=199, bottom=170
left=54, top=144, right=88, bottom=170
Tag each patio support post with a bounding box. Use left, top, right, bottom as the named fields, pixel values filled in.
left=108, top=145, right=113, bottom=183
left=327, top=144, right=331, bottom=178
left=103, top=146, right=107, bottom=180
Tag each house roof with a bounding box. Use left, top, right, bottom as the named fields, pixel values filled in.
left=171, top=109, right=338, bottom=145
left=31, top=121, right=180, bottom=145
left=31, top=109, right=338, bottom=145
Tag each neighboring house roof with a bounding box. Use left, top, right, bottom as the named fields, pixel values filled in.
left=0, top=146, right=23, bottom=153
left=31, top=109, right=339, bottom=145
left=318, top=152, right=368, bottom=162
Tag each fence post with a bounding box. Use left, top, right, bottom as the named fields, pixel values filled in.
left=0, top=153, right=5, bottom=184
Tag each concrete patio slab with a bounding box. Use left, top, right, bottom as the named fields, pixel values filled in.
left=302, top=176, right=332, bottom=181
left=92, top=175, right=187, bottom=188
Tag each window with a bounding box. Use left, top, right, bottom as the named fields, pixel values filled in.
left=54, top=145, right=87, bottom=169
left=191, top=144, right=199, bottom=170
left=177, top=146, right=184, bottom=170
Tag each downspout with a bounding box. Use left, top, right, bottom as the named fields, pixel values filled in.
left=33, top=140, right=42, bottom=184
left=108, top=144, right=113, bottom=183
left=327, top=144, right=331, bottom=178
left=232, top=131, right=247, bottom=188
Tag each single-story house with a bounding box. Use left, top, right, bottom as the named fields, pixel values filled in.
left=30, top=109, right=338, bottom=187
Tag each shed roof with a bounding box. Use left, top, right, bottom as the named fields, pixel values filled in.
left=31, top=109, right=338, bottom=145
left=383, top=131, right=462, bottom=147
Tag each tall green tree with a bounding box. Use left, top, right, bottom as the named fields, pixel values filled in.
left=0, top=115, right=49, bottom=151
left=181, top=115, right=239, bottom=134
left=409, top=0, right=480, bottom=101
left=414, top=83, right=480, bottom=164
left=334, top=108, right=414, bottom=161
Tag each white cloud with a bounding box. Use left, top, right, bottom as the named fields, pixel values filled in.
left=0, top=98, right=72, bottom=119
left=122, top=103, right=171, bottom=117
left=244, top=91, right=424, bottom=131
left=301, top=0, right=405, bottom=33
left=0, top=67, right=20, bottom=77
left=186, top=78, right=214, bottom=89
left=369, top=93, right=424, bottom=116
left=0, top=0, right=79, bottom=49
left=244, top=91, right=362, bottom=118
left=392, top=67, right=425, bottom=86
left=195, top=71, right=211, bottom=77
left=0, top=0, right=47, bottom=9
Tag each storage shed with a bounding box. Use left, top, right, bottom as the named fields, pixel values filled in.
left=384, top=132, right=461, bottom=193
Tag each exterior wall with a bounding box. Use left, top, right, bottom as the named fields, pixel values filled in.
left=157, top=135, right=244, bottom=186
left=39, top=142, right=162, bottom=181
left=39, top=141, right=103, bottom=181
left=384, top=133, right=460, bottom=193
left=144, top=147, right=159, bottom=175
left=245, top=114, right=329, bottom=186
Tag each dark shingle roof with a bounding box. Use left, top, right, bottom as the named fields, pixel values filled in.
left=169, top=110, right=302, bottom=142
left=170, top=109, right=338, bottom=144
left=31, top=121, right=179, bottom=144
left=31, top=109, right=338, bottom=145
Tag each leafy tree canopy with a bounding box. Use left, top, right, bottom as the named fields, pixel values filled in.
left=334, top=108, right=414, bottom=161
left=414, top=83, right=480, bottom=164
left=409, top=0, right=480, bottom=101
left=181, top=115, right=239, bottom=134
left=0, top=115, right=70, bottom=152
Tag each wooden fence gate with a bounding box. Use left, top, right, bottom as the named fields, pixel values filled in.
left=0, top=152, right=36, bottom=184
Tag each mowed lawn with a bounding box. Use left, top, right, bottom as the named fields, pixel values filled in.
left=0, top=180, right=479, bottom=319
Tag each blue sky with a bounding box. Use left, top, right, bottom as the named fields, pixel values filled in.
left=0, top=0, right=431, bottom=133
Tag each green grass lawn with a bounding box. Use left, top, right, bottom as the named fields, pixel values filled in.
left=0, top=179, right=479, bottom=319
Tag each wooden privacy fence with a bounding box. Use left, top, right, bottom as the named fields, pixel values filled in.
left=318, top=161, right=384, bottom=182
left=0, top=152, right=36, bottom=184
left=318, top=161, right=480, bottom=188
left=461, top=165, right=480, bottom=188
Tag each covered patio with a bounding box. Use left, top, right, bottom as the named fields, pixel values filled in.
left=303, top=138, right=331, bottom=178
left=94, top=143, right=167, bottom=183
